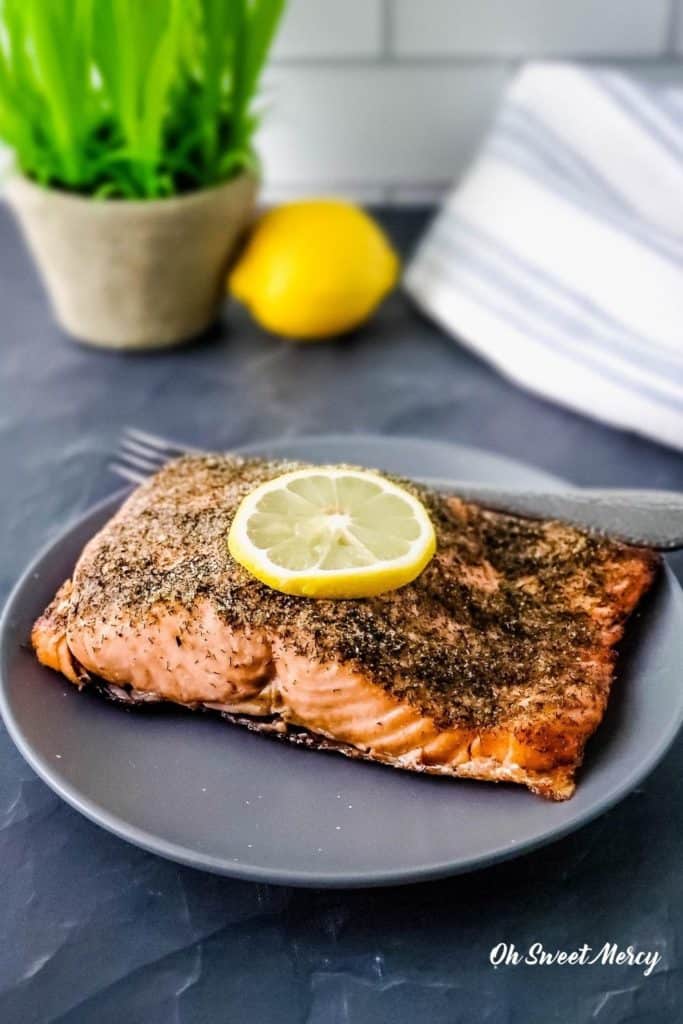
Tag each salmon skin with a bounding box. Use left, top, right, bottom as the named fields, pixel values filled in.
left=32, top=454, right=658, bottom=800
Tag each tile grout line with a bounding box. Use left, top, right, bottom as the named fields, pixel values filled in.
left=263, top=177, right=453, bottom=189
left=380, top=0, right=394, bottom=61
left=263, top=179, right=453, bottom=206
left=667, top=0, right=680, bottom=53
left=268, top=54, right=677, bottom=70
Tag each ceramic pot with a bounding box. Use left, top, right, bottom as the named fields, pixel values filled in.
left=6, top=173, right=257, bottom=350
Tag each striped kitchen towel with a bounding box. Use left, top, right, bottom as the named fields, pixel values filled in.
left=404, top=63, right=683, bottom=451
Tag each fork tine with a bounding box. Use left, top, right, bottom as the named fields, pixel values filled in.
left=119, top=448, right=170, bottom=474
left=108, top=461, right=149, bottom=485
left=113, top=427, right=201, bottom=486
left=119, top=436, right=174, bottom=466
left=123, top=426, right=198, bottom=457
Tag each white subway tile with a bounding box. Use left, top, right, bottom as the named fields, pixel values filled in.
left=273, top=0, right=382, bottom=59
left=261, top=183, right=389, bottom=205
left=392, top=0, right=670, bottom=57
left=258, top=65, right=508, bottom=191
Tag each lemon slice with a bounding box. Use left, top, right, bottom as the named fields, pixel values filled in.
left=228, top=467, right=436, bottom=599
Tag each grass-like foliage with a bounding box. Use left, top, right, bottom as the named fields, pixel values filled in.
left=0, top=0, right=285, bottom=198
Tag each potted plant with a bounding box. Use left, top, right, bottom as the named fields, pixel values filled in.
left=0, top=0, right=285, bottom=349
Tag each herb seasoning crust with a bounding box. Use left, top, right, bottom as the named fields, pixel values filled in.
left=32, top=455, right=659, bottom=800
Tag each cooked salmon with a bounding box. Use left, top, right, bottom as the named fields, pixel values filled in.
left=32, top=454, right=658, bottom=800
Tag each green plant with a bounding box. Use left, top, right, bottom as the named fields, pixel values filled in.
left=0, top=0, right=285, bottom=198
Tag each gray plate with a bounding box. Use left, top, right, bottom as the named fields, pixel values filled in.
left=1, top=435, right=682, bottom=888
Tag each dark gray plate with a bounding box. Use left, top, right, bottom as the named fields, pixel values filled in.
left=1, top=435, right=682, bottom=888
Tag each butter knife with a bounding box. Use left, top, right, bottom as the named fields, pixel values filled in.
left=425, top=482, right=683, bottom=551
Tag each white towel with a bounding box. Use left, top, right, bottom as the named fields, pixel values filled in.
left=404, top=63, right=683, bottom=451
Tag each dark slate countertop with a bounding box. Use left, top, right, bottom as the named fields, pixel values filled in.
left=1, top=207, right=682, bottom=1024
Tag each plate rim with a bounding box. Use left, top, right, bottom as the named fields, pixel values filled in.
left=2, top=434, right=682, bottom=888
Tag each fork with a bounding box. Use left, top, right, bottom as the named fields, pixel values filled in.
left=111, top=427, right=683, bottom=550
left=111, top=427, right=202, bottom=483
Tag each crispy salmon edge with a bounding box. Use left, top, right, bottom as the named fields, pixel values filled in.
left=28, top=607, right=579, bottom=801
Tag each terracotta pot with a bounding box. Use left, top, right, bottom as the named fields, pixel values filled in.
left=6, top=173, right=257, bottom=350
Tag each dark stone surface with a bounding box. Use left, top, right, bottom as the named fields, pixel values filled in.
left=0, top=205, right=681, bottom=1023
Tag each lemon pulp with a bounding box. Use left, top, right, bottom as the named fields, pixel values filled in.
left=228, top=467, right=436, bottom=599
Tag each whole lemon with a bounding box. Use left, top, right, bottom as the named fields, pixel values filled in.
left=229, top=199, right=399, bottom=340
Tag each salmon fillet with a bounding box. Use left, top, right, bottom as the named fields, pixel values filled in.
left=32, top=454, right=658, bottom=800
